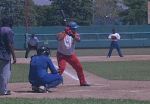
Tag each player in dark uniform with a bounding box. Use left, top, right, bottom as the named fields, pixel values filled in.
left=0, top=17, right=16, bottom=95
left=25, top=34, right=39, bottom=58
left=29, top=46, right=63, bottom=93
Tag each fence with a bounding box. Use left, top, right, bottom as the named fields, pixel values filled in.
left=14, top=31, right=150, bottom=49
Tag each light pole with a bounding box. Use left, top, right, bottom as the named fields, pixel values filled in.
left=24, top=0, right=30, bottom=49
left=92, top=0, right=95, bottom=24
left=25, top=0, right=29, bottom=34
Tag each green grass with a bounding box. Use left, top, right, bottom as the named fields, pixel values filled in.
left=0, top=98, right=150, bottom=104
left=7, top=60, right=150, bottom=103
left=11, top=64, right=29, bottom=83
left=82, top=61, right=150, bottom=80
left=75, top=48, right=150, bottom=56
left=11, top=61, right=150, bottom=83
left=15, top=48, right=150, bottom=58
left=15, top=50, right=37, bottom=58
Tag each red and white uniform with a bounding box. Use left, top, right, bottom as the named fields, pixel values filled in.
left=56, top=31, right=87, bottom=85
left=57, top=33, right=76, bottom=55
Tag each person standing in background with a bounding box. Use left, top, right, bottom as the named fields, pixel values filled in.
left=0, top=17, right=16, bottom=95
left=107, top=28, right=123, bottom=58
left=25, top=34, right=39, bottom=58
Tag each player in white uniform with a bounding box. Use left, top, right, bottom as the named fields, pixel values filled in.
left=107, top=28, right=123, bottom=57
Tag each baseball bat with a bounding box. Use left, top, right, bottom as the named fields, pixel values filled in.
left=60, top=9, right=67, bottom=26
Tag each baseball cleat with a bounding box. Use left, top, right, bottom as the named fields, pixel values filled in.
left=32, top=86, right=39, bottom=92
left=0, top=90, right=11, bottom=95
left=38, top=86, right=47, bottom=93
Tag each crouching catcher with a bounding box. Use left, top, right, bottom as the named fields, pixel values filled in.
left=29, top=46, right=63, bottom=93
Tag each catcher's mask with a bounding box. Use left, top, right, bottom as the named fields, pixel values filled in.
left=37, top=46, right=50, bottom=56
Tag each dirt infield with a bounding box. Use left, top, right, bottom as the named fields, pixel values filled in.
left=1, top=55, right=150, bottom=101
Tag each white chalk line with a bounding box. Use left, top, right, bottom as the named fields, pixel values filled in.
left=90, top=84, right=110, bottom=87
left=54, top=64, right=79, bottom=81
left=116, top=89, right=149, bottom=93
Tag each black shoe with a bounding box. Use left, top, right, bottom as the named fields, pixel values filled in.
left=32, top=86, right=47, bottom=93
left=32, top=86, right=39, bottom=92
left=0, top=90, right=11, bottom=95
left=80, top=83, right=91, bottom=86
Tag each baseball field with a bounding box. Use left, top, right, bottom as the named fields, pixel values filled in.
left=0, top=48, right=150, bottom=104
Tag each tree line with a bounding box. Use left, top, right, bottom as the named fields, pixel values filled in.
left=0, top=0, right=148, bottom=26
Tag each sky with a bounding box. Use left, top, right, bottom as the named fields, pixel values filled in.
left=32, top=0, right=51, bottom=5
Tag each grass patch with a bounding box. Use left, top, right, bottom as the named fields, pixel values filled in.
left=15, top=48, right=150, bottom=58
left=75, top=48, right=150, bottom=56
left=11, top=64, right=29, bottom=83
left=15, top=50, right=37, bottom=58
left=0, top=98, right=150, bottom=104
left=82, top=61, right=150, bottom=80
left=10, top=61, right=150, bottom=83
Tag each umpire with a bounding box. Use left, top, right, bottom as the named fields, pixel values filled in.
left=25, top=34, right=39, bottom=58
left=0, top=17, right=16, bottom=95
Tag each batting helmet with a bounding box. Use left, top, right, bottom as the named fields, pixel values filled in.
left=37, top=46, right=50, bottom=56
left=68, top=21, right=79, bottom=29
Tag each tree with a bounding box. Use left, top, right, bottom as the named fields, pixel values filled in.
left=0, top=0, right=36, bottom=26
left=0, top=0, right=25, bottom=26
left=51, top=0, right=93, bottom=25
left=24, top=0, right=37, bottom=26
left=94, top=0, right=120, bottom=25
left=119, top=0, right=148, bottom=25
left=35, top=5, right=62, bottom=26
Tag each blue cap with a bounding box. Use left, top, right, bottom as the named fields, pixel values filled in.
left=68, top=21, right=79, bottom=29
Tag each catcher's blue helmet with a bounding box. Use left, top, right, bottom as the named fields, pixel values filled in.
left=37, top=46, right=50, bottom=56
left=68, top=21, right=79, bottom=29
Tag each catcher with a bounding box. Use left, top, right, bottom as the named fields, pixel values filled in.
left=56, top=21, right=90, bottom=86
left=29, top=46, right=63, bottom=93
left=107, top=28, right=123, bottom=57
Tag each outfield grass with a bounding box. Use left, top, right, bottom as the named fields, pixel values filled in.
left=75, top=48, right=150, bottom=56
left=0, top=98, right=150, bottom=104
left=82, top=61, right=150, bottom=80
left=15, top=48, right=150, bottom=58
